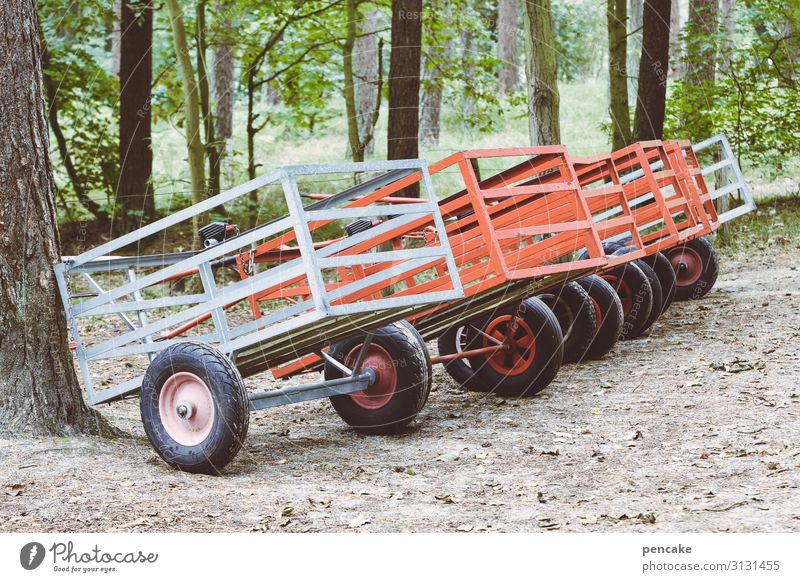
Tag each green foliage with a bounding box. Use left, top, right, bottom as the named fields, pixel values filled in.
left=422, top=0, right=506, bottom=133
left=237, top=0, right=347, bottom=136
left=551, top=0, right=605, bottom=82
left=39, top=0, right=119, bottom=210
left=666, top=0, right=800, bottom=171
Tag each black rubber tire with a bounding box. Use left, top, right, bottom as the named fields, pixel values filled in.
left=324, top=321, right=431, bottom=434
left=436, top=324, right=484, bottom=391
left=464, top=297, right=564, bottom=397
left=610, top=251, right=663, bottom=335
left=574, top=274, right=624, bottom=361
left=609, top=244, right=677, bottom=316
left=537, top=281, right=597, bottom=364
left=664, top=236, right=719, bottom=300
left=140, top=341, right=250, bottom=475
left=601, top=262, right=653, bottom=340
left=633, top=259, right=663, bottom=334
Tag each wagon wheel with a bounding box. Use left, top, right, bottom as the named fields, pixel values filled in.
left=611, top=244, right=677, bottom=316
left=663, top=237, right=719, bottom=300
left=436, top=323, right=484, bottom=391
left=601, top=262, right=653, bottom=340
left=537, top=281, right=597, bottom=364
left=324, top=321, right=431, bottom=434
left=140, top=341, right=249, bottom=475
left=464, top=297, right=563, bottom=397
left=574, top=274, right=624, bottom=361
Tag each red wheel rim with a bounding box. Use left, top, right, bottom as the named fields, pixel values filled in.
left=602, top=274, right=633, bottom=316
left=158, top=372, right=215, bottom=447
left=589, top=296, right=603, bottom=333
left=344, top=343, right=397, bottom=410
left=669, top=247, right=703, bottom=286
left=482, top=315, right=536, bottom=376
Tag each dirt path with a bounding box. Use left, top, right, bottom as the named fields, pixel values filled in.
left=2, top=242, right=799, bottom=533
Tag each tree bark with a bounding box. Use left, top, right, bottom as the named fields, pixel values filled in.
left=497, top=0, right=519, bottom=93
left=718, top=0, right=736, bottom=71
left=388, top=0, right=422, bottom=195
left=420, top=0, right=445, bottom=147
left=633, top=0, right=671, bottom=141
left=344, top=0, right=364, bottom=161
left=608, top=0, right=632, bottom=149
left=118, top=0, right=155, bottom=232
left=683, top=0, right=718, bottom=140
left=0, top=0, right=112, bottom=436
left=628, top=0, right=643, bottom=99
left=523, top=0, right=560, bottom=145
left=213, top=0, right=234, bottom=145
left=165, top=0, right=206, bottom=242
left=196, top=1, right=221, bottom=196
left=669, top=0, right=683, bottom=77
left=355, top=9, right=380, bottom=156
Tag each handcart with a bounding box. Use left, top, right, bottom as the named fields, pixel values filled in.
left=54, top=160, right=463, bottom=474
left=258, top=147, right=618, bottom=396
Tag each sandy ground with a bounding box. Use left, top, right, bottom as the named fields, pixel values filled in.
left=1, top=240, right=799, bottom=533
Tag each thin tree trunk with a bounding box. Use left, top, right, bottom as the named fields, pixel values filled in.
left=633, top=0, right=671, bottom=141
left=344, top=0, right=364, bottom=161
left=497, top=0, right=519, bottom=93
left=523, top=0, right=560, bottom=145
left=213, top=0, right=234, bottom=147
left=196, top=1, right=220, bottom=196
left=0, top=0, right=112, bottom=436
left=355, top=9, right=380, bottom=156
left=112, top=0, right=121, bottom=76
left=669, top=0, right=683, bottom=77
left=118, top=0, right=155, bottom=232
left=718, top=0, right=736, bottom=71
left=420, top=0, right=445, bottom=147
left=165, top=0, right=206, bottom=244
left=387, top=0, right=422, bottom=196
left=608, top=0, right=632, bottom=149
left=628, top=0, right=643, bottom=99
left=683, top=0, right=718, bottom=140
left=419, top=73, right=442, bottom=147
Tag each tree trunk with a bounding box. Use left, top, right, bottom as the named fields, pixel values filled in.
left=419, top=72, right=442, bottom=147
left=165, top=0, right=206, bottom=243
left=608, top=0, right=632, bottom=149
left=628, top=0, right=643, bottom=99
left=523, top=0, right=560, bottom=145
left=344, top=0, right=364, bottom=162
left=683, top=0, right=718, bottom=140
left=355, top=9, right=380, bottom=156
left=118, top=0, right=155, bottom=232
left=387, top=0, right=422, bottom=196
left=633, top=0, right=671, bottom=141
left=669, top=0, right=683, bottom=77
left=213, top=0, right=234, bottom=147
left=497, top=0, right=519, bottom=93
left=420, top=0, right=445, bottom=147
left=112, top=0, right=122, bottom=76
left=718, top=0, right=736, bottom=71
left=0, top=0, right=112, bottom=436
left=196, top=1, right=220, bottom=197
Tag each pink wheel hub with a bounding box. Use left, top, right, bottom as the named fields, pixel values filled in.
left=669, top=247, right=703, bottom=286
left=159, top=372, right=215, bottom=446
left=344, top=344, right=397, bottom=410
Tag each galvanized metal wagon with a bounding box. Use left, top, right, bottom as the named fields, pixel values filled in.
left=54, top=160, right=462, bottom=474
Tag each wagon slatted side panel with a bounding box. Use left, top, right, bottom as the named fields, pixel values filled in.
left=54, top=161, right=462, bottom=405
